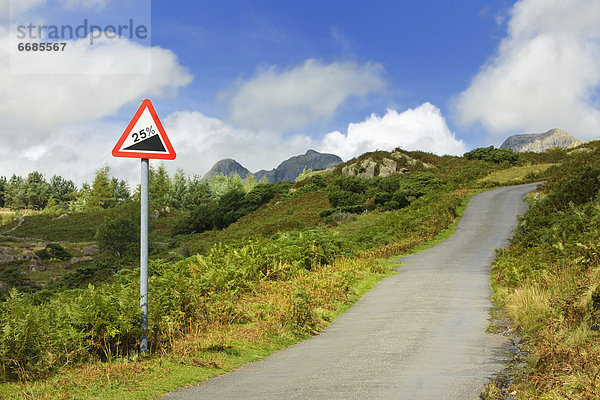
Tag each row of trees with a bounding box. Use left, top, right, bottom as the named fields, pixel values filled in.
left=0, top=163, right=268, bottom=215
left=0, top=167, right=131, bottom=212
left=0, top=147, right=521, bottom=214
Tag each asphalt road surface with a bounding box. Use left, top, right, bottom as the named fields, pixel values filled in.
left=163, top=183, right=539, bottom=400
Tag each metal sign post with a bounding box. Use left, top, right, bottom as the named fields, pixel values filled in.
left=140, top=158, right=149, bottom=353
left=112, top=99, right=175, bottom=354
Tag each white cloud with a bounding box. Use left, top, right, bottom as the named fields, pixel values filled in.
left=455, top=0, right=600, bottom=142
left=319, top=103, right=467, bottom=159
left=0, top=101, right=464, bottom=187
left=0, top=17, right=191, bottom=184
left=0, top=26, right=192, bottom=145
left=161, top=110, right=312, bottom=176
left=226, top=59, right=384, bottom=132
left=1, top=0, right=46, bottom=16
left=145, top=103, right=464, bottom=184
left=59, top=0, right=111, bottom=11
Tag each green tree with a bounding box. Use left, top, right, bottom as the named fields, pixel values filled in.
left=207, top=174, right=244, bottom=198
left=213, top=188, right=248, bottom=229
left=166, top=169, right=188, bottom=209
left=24, top=171, right=50, bottom=209
left=69, top=183, right=90, bottom=212
left=149, top=163, right=171, bottom=207
left=0, top=176, right=6, bottom=207
left=183, top=175, right=213, bottom=209
left=86, top=165, right=116, bottom=210
left=244, top=173, right=256, bottom=192
left=175, top=202, right=216, bottom=234
left=464, top=146, right=520, bottom=164
left=110, top=178, right=131, bottom=204
left=49, top=175, right=76, bottom=204
left=96, top=214, right=139, bottom=257
left=5, top=174, right=26, bottom=209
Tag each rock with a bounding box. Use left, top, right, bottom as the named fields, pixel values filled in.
left=0, top=246, right=12, bottom=254
left=0, top=254, right=15, bottom=263
left=378, top=158, right=398, bottom=177
left=203, top=150, right=343, bottom=183
left=341, top=150, right=434, bottom=179
left=500, top=128, right=583, bottom=153
left=81, top=244, right=98, bottom=256
left=29, top=259, right=44, bottom=272
left=71, top=256, right=93, bottom=263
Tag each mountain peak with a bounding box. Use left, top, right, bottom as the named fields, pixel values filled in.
left=202, top=158, right=250, bottom=181
left=202, top=150, right=343, bottom=183
left=500, top=128, right=582, bottom=153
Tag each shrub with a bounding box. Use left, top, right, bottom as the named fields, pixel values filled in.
left=96, top=214, right=139, bottom=257
left=35, top=243, right=71, bottom=261
left=464, top=146, right=520, bottom=164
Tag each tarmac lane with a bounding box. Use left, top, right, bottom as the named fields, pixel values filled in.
left=162, top=183, right=539, bottom=400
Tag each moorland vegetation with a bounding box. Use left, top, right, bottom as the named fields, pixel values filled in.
left=0, top=144, right=595, bottom=399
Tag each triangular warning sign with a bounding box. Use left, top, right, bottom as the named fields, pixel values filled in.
left=112, top=99, right=176, bottom=160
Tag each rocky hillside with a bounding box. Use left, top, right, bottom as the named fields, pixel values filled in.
left=338, top=149, right=433, bottom=179
left=203, top=150, right=343, bottom=183
left=500, top=128, right=582, bottom=153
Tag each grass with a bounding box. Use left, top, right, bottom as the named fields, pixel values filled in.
left=0, top=187, right=476, bottom=399
left=187, top=191, right=330, bottom=254
left=478, top=163, right=558, bottom=184
left=0, top=256, right=397, bottom=400
left=489, top=167, right=600, bottom=398
left=3, top=212, right=104, bottom=242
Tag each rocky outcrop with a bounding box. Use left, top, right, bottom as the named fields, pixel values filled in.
left=203, top=150, right=343, bottom=183
left=341, top=150, right=433, bottom=179
left=500, top=128, right=582, bottom=153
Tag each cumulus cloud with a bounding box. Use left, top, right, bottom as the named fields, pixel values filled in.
left=149, top=102, right=464, bottom=184
left=0, top=100, right=464, bottom=186
left=455, top=0, right=600, bottom=142
left=0, top=120, right=123, bottom=185
left=0, top=26, right=192, bottom=145
left=161, top=111, right=312, bottom=176
left=1, top=0, right=46, bottom=16
left=319, top=103, right=467, bottom=159
left=227, top=59, right=384, bottom=132
left=59, top=0, right=111, bottom=11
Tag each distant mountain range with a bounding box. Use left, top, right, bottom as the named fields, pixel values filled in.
left=203, top=150, right=343, bottom=183
left=500, top=128, right=582, bottom=153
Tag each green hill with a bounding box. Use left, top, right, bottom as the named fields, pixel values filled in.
left=0, top=144, right=589, bottom=399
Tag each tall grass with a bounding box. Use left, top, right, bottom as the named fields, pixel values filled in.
left=491, top=146, right=600, bottom=398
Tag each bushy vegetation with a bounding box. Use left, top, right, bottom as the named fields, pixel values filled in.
left=491, top=144, right=600, bottom=398
left=0, top=234, right=381, bottom=381
left=319, top=172, right=445, bottom=218
left=0, top=145, right=563, bottom=395
left=464, top=146, right=520, bottom=164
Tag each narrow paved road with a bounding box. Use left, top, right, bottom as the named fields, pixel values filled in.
left=163, top=183, right=538, bottom=400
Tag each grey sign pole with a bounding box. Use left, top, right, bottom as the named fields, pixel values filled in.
left=140, top=158, right=149, bottom=353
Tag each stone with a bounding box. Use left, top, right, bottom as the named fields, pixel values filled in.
left=71, top=256, right=93, bottom=263
left=378, top=158, right=398, bottom=177
left=0, top=254, right=15, bottom=263
left=29, top=259, right=45, bottom=272
left=500, top=128, right=583, bottom=153
left=81, top=244, right=98, bottom=256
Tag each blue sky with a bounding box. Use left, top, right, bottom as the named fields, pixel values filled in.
left=150, top=1, right=506, bottom=136
left=2, top=0, right=600, bottom=184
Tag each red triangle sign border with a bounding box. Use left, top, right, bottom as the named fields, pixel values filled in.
left=112, top=99, right=176, bottom=160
